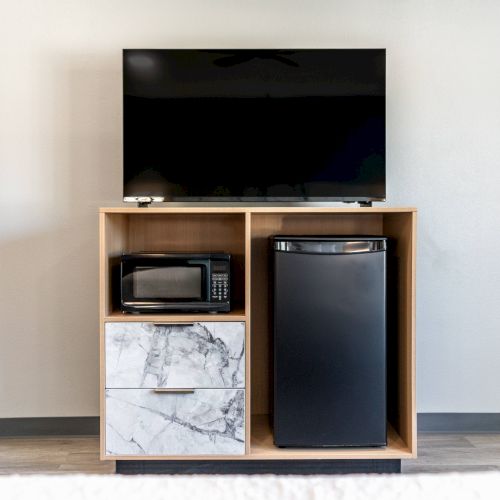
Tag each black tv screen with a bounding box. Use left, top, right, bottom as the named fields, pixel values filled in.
left=123, top=49, right=385, bottom=202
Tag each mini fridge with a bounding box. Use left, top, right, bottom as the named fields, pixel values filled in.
left=273, top=236, right=387, bottom=447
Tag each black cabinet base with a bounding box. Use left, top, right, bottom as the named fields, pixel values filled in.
left=116, top=459, right=401, bottom=475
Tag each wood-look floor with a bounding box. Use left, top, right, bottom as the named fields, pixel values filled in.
left=403, top=433, right=500, bottom=473
left=0, top=436, right=114, bottom=474
left=0, top=433, right=499, bottom=474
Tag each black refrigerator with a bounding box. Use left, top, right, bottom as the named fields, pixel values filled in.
left=273, top=236, right=387, bottom=447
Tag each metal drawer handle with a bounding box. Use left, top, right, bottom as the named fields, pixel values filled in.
left=153, top=388, right=195, bottom=394
left=153, top=323, right=195, bottom=327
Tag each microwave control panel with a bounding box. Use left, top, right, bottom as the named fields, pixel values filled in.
left=210, top=272, right=229, bottom=302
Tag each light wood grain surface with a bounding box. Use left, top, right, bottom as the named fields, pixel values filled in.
left=383, top=211, right=417, bottom=455
left=403, top=433, right=500, bottom=473
left=0, top=436, right=115, bottom=474
left=1, top=433, right=500, bottom=474
left=100, top=207, right=417, bottom=214
left=250, top=415, right=412, bottom=460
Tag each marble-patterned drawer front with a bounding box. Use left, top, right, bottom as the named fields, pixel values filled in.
left=105, top=322, right=245, bottom=389
left=105, top=388, right=245, bottom=456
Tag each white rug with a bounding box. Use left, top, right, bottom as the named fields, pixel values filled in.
left=1, top=472, right=500, bottom=500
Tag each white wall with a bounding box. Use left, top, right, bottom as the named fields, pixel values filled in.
left=1, top=0, right=500, bottom=417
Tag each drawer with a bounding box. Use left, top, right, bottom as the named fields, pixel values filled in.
left=105, top=388, right=245, bottom=456
left=105, top=322, right=245, bottom=389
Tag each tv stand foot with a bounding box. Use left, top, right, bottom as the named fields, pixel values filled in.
left=359, top=201, right=373, bottom=207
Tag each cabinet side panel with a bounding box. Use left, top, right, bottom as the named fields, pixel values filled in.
left=383, top=212, right=417, bottom=456
left=100, top=213, right=128, bottom=460
left=245, top=212, right=251, bottom=453
left=99, top=213, right=106, bottom=459
left=103, top=214, right=129, bottom=316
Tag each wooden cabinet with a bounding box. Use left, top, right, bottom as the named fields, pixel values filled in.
left=99, top=207, right=416, bottom=462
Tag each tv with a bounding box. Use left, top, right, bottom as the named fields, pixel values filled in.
left=123, top=49, right=385, bottom=204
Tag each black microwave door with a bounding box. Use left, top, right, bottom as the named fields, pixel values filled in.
left=121, top=260, right=208, bottom=304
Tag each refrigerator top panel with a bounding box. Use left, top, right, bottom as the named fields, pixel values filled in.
left=272, top=236, right=387, bottom=255
left=272, top=236, right=388, bottom=241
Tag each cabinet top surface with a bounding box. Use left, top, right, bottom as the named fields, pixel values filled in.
left=100, top=206, right=417, bottom=214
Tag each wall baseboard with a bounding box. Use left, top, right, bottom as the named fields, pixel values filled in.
left=1, top=414, right=499, bottom=437
left=0, top=417, right=99, bottom=437
left=418, top=413, right=500, bottom=433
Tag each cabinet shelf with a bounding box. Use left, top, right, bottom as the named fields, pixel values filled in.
left=249, top=415, right=412, bottom=460
left=104, top=307, right=247, bottom=323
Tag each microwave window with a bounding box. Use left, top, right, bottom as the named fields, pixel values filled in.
left=133, top=266, right=202, bottom=299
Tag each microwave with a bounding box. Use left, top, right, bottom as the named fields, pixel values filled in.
left=120, top=253, right=231, bottom=313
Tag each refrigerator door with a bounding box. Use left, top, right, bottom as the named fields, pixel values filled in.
left=273, top=237, right=387, bottom=447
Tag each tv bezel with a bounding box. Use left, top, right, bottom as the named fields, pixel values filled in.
left=122, top=48, right=386, bottom=205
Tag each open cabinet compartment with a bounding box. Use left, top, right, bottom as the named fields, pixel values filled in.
left=100, top=211, right=247, bottom=320
left=248, top=210, right=416, bottom=459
